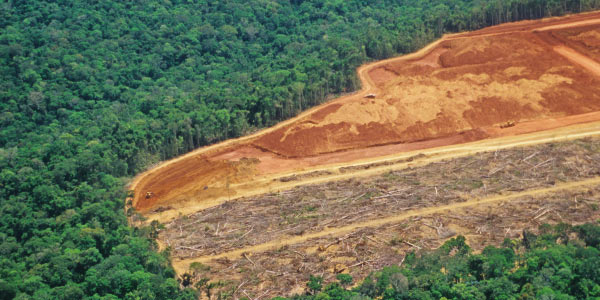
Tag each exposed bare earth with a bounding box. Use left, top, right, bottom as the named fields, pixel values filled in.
left=166, top=138, right=600, bottom=260
left=127, top=12, right=600, bottom=297
left=136, top=121, right=600, bottom=223
left=130, top=12, right=600, bottom=220
left=166, top=137, right=600, bottom=298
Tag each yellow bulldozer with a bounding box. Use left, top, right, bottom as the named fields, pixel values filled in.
left=500, top=120, right=516, bottom=129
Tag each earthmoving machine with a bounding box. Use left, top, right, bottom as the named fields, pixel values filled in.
left=500, top=120, right=516, bottom=128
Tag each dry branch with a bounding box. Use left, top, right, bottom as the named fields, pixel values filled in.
left=243, top=253, right=257, bottom=267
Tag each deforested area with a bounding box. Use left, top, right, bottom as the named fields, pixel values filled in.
left=164, top=137, right=600, bottom=298
left=180, top=188, right=600, bottom=299
left=133, top=12, right=600, bottom=216
left=4, top=0, right=600, bottom=299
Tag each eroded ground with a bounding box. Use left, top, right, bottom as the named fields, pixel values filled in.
left=554, top=24, right=600, bottom=62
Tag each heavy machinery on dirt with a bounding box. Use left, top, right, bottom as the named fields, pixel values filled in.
left=500, top=120, right=516, bottom=128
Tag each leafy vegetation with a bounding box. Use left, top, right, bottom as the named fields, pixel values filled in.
left=2, top=0, right=600, bottom=299
left=280, top=222, right=600, bottom=300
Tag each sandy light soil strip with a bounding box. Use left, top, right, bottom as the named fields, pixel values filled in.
left=554, top=45, right=600, bottom=76
left=534, top=17, right=600, bottom=32
left=171, top=176, right=600, bottom=271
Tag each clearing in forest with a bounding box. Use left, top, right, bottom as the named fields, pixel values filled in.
left=130, top=12, right=600, bottom=218
left=127, top=11, right=600, bottom=299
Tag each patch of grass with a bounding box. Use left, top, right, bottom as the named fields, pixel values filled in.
left=470, top=180, right=484, bottom=189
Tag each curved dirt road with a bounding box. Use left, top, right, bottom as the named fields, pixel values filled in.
left=130, top=11, right=600, bottom=222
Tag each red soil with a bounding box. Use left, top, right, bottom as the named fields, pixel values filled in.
left=132, top=12, right=600, bottom=214
left=253, top=29, right=600, bottom=157
left=554, top=25, right=600, bottom=62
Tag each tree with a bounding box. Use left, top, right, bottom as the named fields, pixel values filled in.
left=336, top=273, right=353, bottom=287
left=0, top=280, right=16, bottom=300
left=307, top=275, right=323, bottom=295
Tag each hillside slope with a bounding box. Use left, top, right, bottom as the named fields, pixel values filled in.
left=132, top=12, right=600, bottom=221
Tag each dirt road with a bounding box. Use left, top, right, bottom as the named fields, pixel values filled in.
left=554, top=45, right=600, bottom=76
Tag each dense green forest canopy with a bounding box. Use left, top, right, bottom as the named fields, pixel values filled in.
left=1, top=0, right=600, bottom=299
left=278, top=223, right=600, bottom=300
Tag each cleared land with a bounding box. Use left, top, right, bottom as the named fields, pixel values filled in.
left=130, top=12, right=600, bottom=219
left=166, top=137, right=600, bottom=298
left=125, top=12, right=600, bottom=299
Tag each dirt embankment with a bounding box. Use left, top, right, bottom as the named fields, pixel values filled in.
left=130, top=11, right=600, bottom=218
